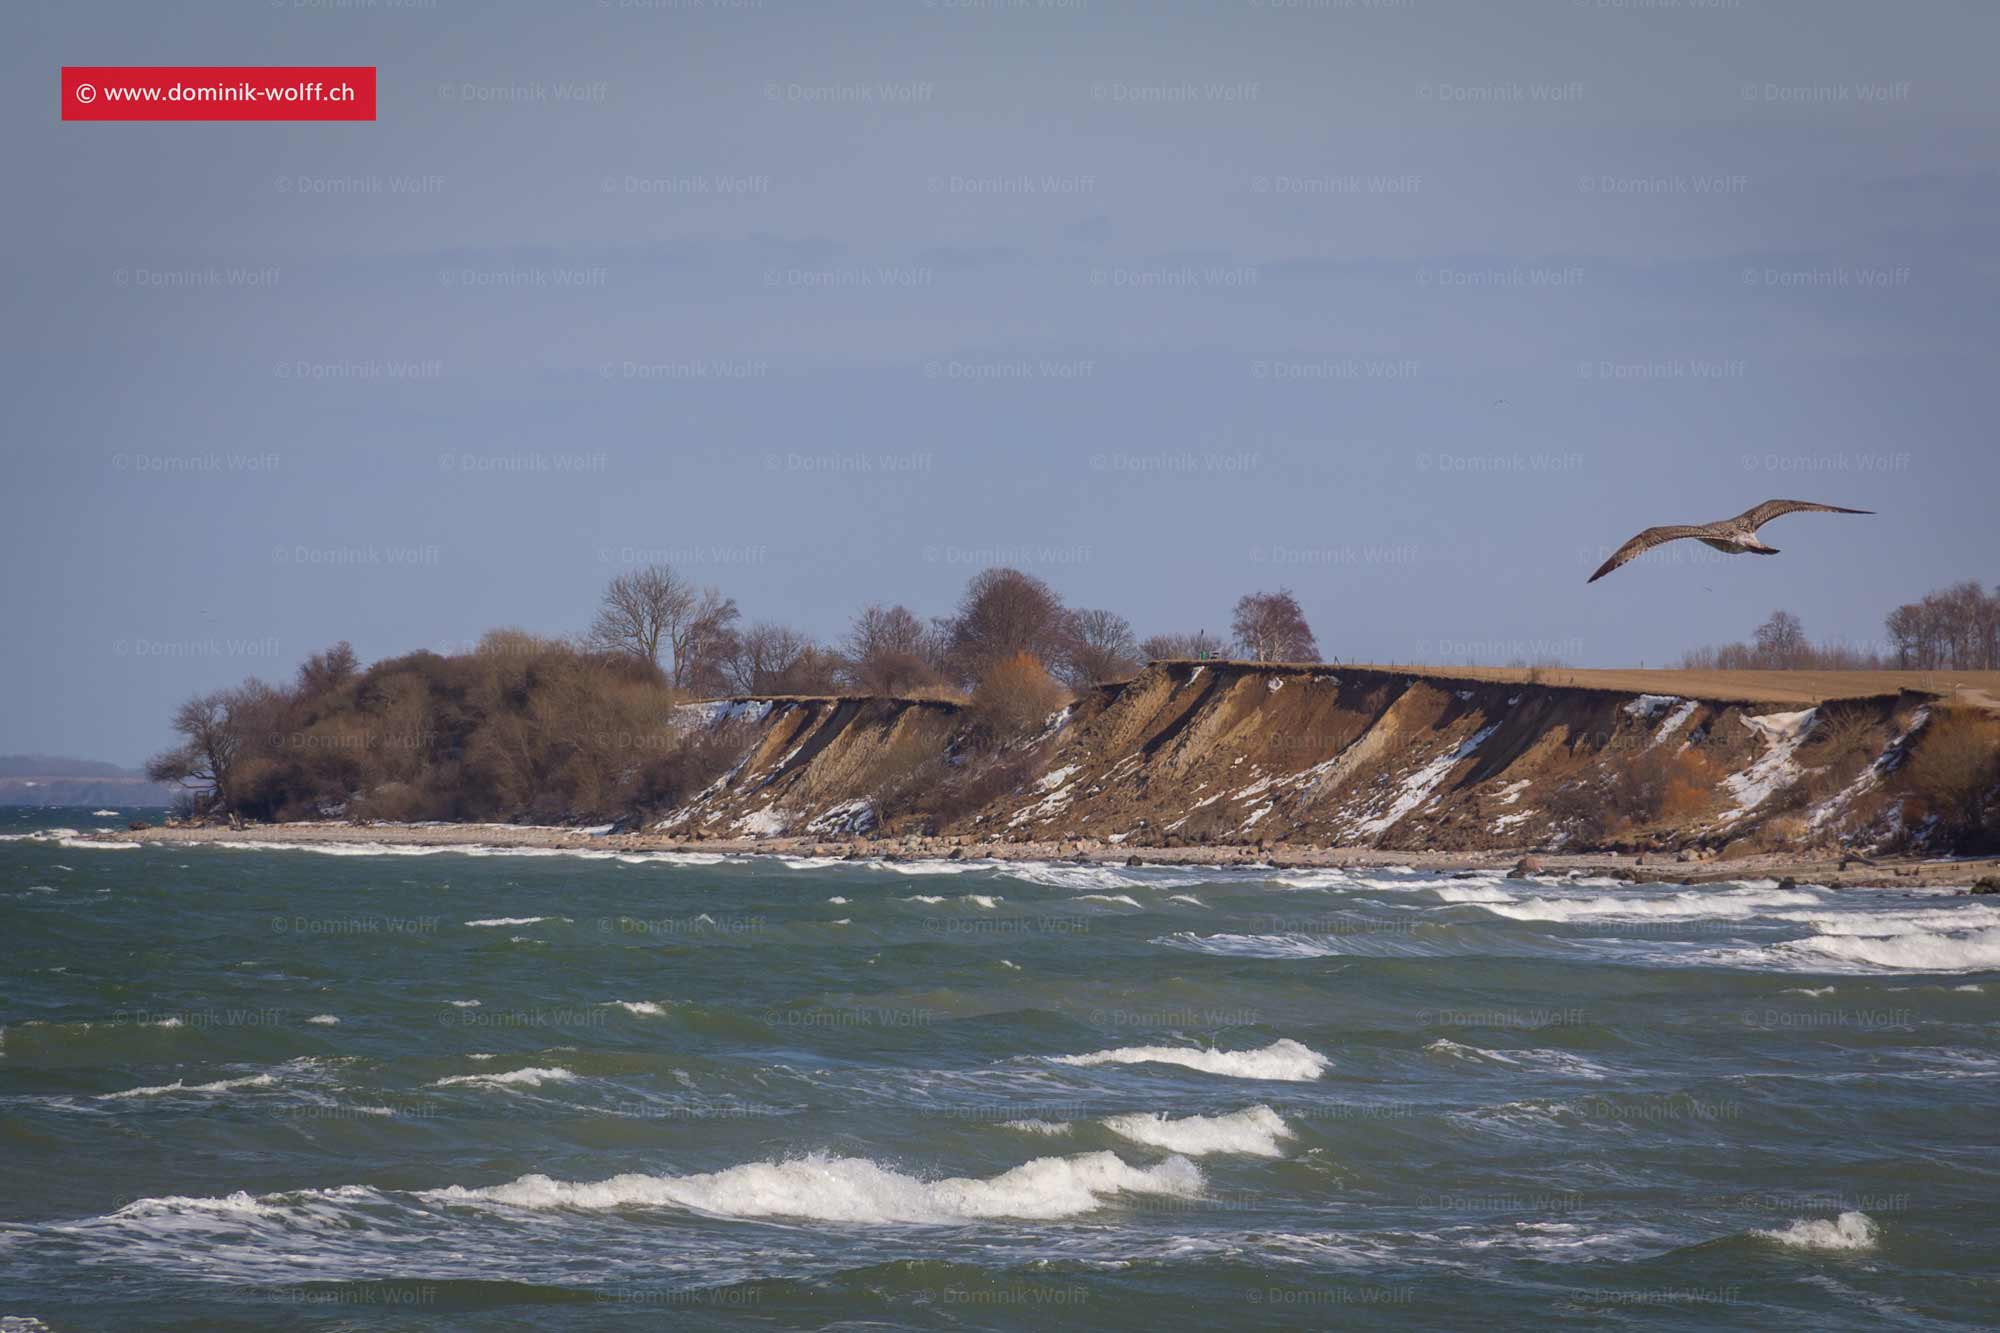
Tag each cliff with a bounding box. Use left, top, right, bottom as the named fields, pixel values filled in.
left=652, top=663, right=1983, bottom=856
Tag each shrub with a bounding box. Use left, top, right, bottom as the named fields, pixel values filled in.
left=1898, top=709, right=2000, bottom=849
left=967, top=652, right=1071, bottom=746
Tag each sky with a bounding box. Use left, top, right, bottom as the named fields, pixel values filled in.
left=6, top=0, right=1997, bottom=766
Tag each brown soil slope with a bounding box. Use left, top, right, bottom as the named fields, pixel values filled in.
left=658, top=663, right=1977, bottom=855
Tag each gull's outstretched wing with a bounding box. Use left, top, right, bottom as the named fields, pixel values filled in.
left=1733, top=499, right=1873, bottom=532
left=1587, top=525, right=1714, bottom=583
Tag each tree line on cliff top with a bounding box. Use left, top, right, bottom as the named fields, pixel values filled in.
left=1681, top=582, right=2000, bottom=671
left=144, top=566, right=1317, bottom=822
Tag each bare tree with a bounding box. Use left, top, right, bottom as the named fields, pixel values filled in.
left=724, top=623, right=844, bottom=694
left=589, top=565, right=739, bottom=689
left=1063, top=608, right=1141, bottom=686
left=1752, top=610, right=1809, bottom=669
left=945, top=568, right=1071, bottom=682
left=144, top=681, right=284, bottom=814
left=1231, top=589, right=1319, bottom=662
left=675, top=588, right=740, bottom=692
left=295, top=642, right=359, bottom=698
left=589, top=565, right=687, bottom=666
left=1140, top=630, right=1226, bottom=661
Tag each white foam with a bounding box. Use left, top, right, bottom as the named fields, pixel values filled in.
left=1433, top=884, right=1517, bottom=904
left=1755, top=1211, right=1878, bottom=1251
left=423, top=1150, right=1203, bottom=1223
left=1077, top=893, right=1142, bottom=908
left=305, top=1014, right=340, bottom=1025
left=1478, top=887, right=1820, bottom=924
left=604, top=1001, right=667, bottom=1016
left=1100, top=1105, right=1294, bottom=1157
left=431, top=1066, right=577, bottom=1090
left=1787, top=927, right=2000, bottom=973
left=827, top=896, right=849, bottom=905
left=446, top=999, right=481, bottom=1008
left=1160, top=932, right=1346, bottom=959
left=1003, top=1118, right=1073, bottom=1135
left=464, top=916, right=569, bottom=927
left=999, top=863, right=1153, bottom=893
left=103, top=1074, right=277, bottom=1099
left=1054, top=1038, right=1329, bottom=1082
left=1264, top=869, right=1355, bottom=891
left=1426, top=1040, right=1609, bottom=1079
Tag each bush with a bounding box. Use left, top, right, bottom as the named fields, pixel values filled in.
left=629, top=724, right=746, bottom=814
left=967, top=652, right=1070, bottom=746
left=1898, top=709, right=2000, bottom=849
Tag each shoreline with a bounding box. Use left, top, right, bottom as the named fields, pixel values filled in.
left=90, top=821, right=2000, bottom=890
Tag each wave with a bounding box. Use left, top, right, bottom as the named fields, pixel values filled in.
left=422, top=1149, right=1203, bottom=1223
left=1263, top=870, right=1354, bottom=891
left=1076, top=893, right=1141, bottom=908
left=1099, top=1105, right=1293, bottom=1157
left=997, top=863, right=1158, bottom=892
left=102, top=1073, right=276, bottom=1099
left=1786, top=926, right=2000, bottom=973
left=603, top=1001, right=667, bottom=1016
left=1775, top=904, right=2000, bottom=936
left=430, top=1066, right=577, bottom=1090
left=1426, top=1040, right=1609, bottom=1079
left=1054, top=1038, right=1329, bottom=1082
left=1159, top=932, right=1346, bottom=959
left=1432, top=884, right=1516, bottom=904
left=1476, top=887, right=1821, bottom=924
left=305, top=1014, right=340, bottom=1025
left=464, top=916, right=569, bottom=928
left=1754, top=1211, right=1878, bottom=1251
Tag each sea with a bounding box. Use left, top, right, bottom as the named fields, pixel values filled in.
left=3, top=806, right=1997, bottom=1329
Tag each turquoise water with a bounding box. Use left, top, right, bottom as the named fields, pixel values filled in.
left=3, top=807, right=1997, bottom=1330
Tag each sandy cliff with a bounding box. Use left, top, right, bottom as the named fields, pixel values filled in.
left=653, top=663, right=1978, bottom=857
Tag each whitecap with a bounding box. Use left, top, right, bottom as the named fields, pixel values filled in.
left=1054, top=1038, right=1329, bottom=1082
left=103, top=1074, right=277, bottom=1099
left=1100, top=1105, right=1294, bottom=1157
left=603, top=1001, right=667, bottom=1016
left=464, top=916, right=569, bottom=928
left=1477, top=887, right=1820, bottom=924
left=304, top=1014, right=340, bottom=1025
left=431, top=1066, right=577, bottom=1090
left=421, top=1150, right=1202, bottom=1223
left=1755, top=1211, right=1878, bottom=1251
left=1786, top=927, right=2000, bottom=973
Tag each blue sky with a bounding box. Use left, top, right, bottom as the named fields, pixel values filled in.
left=7, top=0, right=1996, bottom=764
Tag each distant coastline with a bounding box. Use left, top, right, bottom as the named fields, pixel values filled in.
left=0, top=755, right=177, bottom=808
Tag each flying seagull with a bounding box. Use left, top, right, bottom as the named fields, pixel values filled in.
left=1587, top=499, right=1872, bottom=583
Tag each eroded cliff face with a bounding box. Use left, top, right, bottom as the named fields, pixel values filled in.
left=654, top=665, right=1938, bottom=854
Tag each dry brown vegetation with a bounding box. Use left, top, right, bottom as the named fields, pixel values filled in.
left=966, top=651, right=1072, bottom=746
left=1897, top=708, right=2000, bottom=850
left=148, top=632, right=711, bottom=824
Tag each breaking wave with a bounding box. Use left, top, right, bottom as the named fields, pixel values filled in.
left=1053, top=1038, right=1329, bottom=1082
left=422, top=1150, right=1203, bottom=1223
